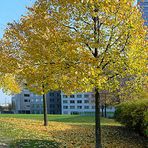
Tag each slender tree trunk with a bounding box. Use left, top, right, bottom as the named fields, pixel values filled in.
left=101, top=105, right=104, bottom=117
left=42, top=84, right=48, bottom=126
left=43, top=93, right=48, bottom=126
left=95, top=87, right=102, bottom=148
left=104, top=103, right=107, bottom=118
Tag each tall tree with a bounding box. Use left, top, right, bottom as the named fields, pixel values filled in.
left=2, top=0, right=147, bottom=147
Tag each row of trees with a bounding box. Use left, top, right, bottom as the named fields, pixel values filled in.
left=0, top=0, right=147, bottom=147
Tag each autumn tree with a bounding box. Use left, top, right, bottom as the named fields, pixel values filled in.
left=0, top=44, right=20, bottom=94
left=2, top=0, right=147, bottom=148
left=1, top=2, right=65, bottom=126
left=43, top=1, right=146, bottom=147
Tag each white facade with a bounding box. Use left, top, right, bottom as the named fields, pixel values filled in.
left=61, top=92, right=115, bottom=115
left=61, top=92, right=95, bottom=115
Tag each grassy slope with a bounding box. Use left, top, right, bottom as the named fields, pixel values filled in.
left=0, top=114, right=147, bottom=148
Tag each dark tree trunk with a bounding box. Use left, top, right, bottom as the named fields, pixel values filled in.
left=43, top=93, right=48, bottom=126
left=104, top=103, right=107, bottom=118
left=42, top=84, right=48, bottom=126
left=95, top=88, right=102, bottom=148
left=101, top=105, right=104, bottom=117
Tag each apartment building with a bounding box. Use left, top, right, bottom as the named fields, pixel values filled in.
left=61, top=92, right=115, bottom=115
left=46, top=91, right=62, bottom=114
left=12, top=89, right=33, bottom=114
left=12, top=90, right=61, bottom=114
left=61, top=92, right=95, bottom=115
left=12, top=90, right=115, bottom=115
left=30, top=95, right=43, bottom=114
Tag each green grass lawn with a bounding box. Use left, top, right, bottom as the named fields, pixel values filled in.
left=0, top=114, right=147, bottom=148
left=0, top=114, right=119, bottom=126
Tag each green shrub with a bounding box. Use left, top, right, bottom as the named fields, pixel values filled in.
left=115, top=99, right=148, bottom=137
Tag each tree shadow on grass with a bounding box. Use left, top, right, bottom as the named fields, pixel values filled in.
left=101, top=125, right=148, bottom=148
left=10, top=139, right=61, bottom=148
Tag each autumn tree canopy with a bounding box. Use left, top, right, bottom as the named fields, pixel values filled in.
left=1, top=0, right=147, bottom=147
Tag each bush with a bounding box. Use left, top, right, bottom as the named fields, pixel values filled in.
left=115, top=99, right=148, bottom=137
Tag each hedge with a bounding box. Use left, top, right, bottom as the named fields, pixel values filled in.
left=115, top=99, right=148, bottom=137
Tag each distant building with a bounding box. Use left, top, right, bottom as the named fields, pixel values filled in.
left=12, top=90, right=61, bottom=114
left=12, top=89, right=32, bottom=114
left=12, top=89, right=43, bottom=114
left=138, top=0, right=148, bottom=26
left=61, top=92, right=95, bottom=115
left=30, top=94, right=43, bottom=114
left=46, top=91, right=62, bottom=114
left=61, top=92, right=115, bottom=115
left=12, top=90, right=115, bottom=115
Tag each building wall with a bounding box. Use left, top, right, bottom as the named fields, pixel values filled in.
left=12, top=89, right=32, bottom=114
left=61, top=92, right=115, bottom=115
left=12, top=90, right=115, bottom=115
left=61, top=92, right=95, bottom=115
left=30, top=95, right=43, bottom=114
left=12, top=90, right=61, bottom=114
left=46, top=91, right=61, bottom=114
left=12, top=89, right=43, bottom=114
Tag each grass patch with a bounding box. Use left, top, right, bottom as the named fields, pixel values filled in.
left=0, top=115, right=147, bottom=148
left=0, top=114, right=120, bottom=126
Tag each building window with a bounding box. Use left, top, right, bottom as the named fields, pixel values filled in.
left=50, top=93, right=54, bottom=96
left=63, top=106, right=68, bottom=109
left=50, top=99, right=54, bottom=102
left=50, top=104, right=55, bottom=108
left=36, top=104, right=40, bottom=108
left=63, top=100, right=68, bottom=103
left=77, top=106, right=82, bottom=109
left=91, top=94, right=95, bottom=98
left=36, top=98, right=40, bottom=102
left=92, top=106, right=95, bottom=109
left=70, top=106, right=75, bottom=109
left=57, top=93, right=60, bottom=97
left=84, top=106, right=89, bottom=109
left=77, top=100, right=82, bottom=103
left=70, top=95, right=75, bottom=98
left=84, top=94, right=89, bottom=98
left=26, top=105, right=30, bottom=108
left=63, top=95, right=68, bottom=98
left=24, top=94, right=30, bottom=97
left=24, top=99, right=30, bottom=102
left=77, top=94, right=82, bottom=98
left=84, top=100, right=89, bottom=103
left=70, top=100, right=75, bottom=103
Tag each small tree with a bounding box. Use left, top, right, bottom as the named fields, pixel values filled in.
left=1, top=2, right=66, bottom=126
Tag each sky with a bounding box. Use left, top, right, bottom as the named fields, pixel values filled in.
left=0, top=0, right=35, bottom=104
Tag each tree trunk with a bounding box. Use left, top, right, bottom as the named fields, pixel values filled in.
left=101, top=105, right=104, bottom=117
left=95, top=88, right=102, bottom=148
left=104, top=103, right=107, bottom=118
left=43, top=93, right=48, bottom=126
